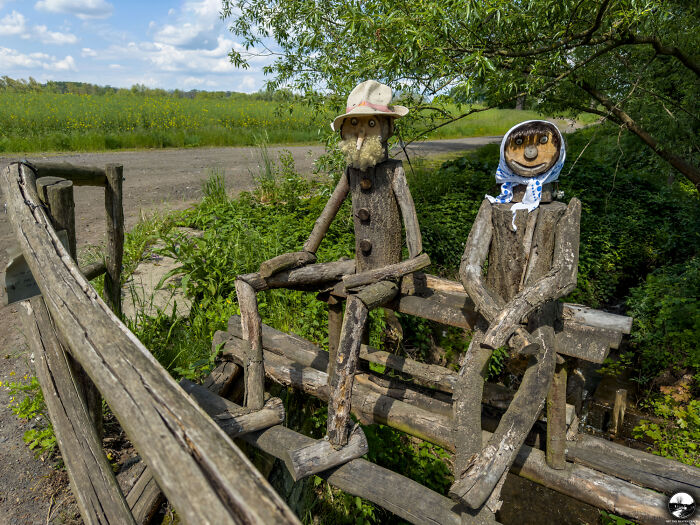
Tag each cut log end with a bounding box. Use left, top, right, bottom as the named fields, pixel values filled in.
left=283, top=424, right=368, bottom=482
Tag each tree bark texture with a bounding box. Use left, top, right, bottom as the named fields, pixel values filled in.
left=235, top=278, right=265, bottom=410
left=348, top=160, right=403, bottom=272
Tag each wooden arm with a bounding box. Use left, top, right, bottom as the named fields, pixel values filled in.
left=482, top=198, right=582, bottom=349
left=303, top=169, right=350, bottom=254
left=459, top=199, right=505, bottom=323
left=390, top=164, right=422, bottom=258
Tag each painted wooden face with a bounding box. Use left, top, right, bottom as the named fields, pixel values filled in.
left=504, top=123, right=561, bottom=178
left=340, top=115, right=391, bottom=150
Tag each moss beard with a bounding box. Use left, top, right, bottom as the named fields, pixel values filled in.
left=339, top=135, right=385, bottom=170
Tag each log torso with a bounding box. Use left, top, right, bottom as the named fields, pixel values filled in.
left=486, top=201, right=568, bottom=302
left=348, top=160, right=402, bottom=272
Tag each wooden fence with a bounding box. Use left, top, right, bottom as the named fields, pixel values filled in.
left=2, top=162, right=299, bottom=525
left=4, top=159, right=700, bottom=525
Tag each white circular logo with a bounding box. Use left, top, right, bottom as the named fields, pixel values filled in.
left=669, top=492, right=696, bottom=520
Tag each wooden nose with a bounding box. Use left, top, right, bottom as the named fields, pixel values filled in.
left=524, top=145, right=538, bottom=160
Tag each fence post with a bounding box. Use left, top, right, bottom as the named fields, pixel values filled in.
left=104, top=164, right=124, bottom=317
left=37, top=176, right=104, bottom=438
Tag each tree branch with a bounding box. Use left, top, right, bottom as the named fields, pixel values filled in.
left=578, top=79, right=700, bottom=187
left=624, top=34, right=700, bottom=77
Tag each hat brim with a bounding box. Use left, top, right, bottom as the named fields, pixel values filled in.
left=331, top=105, right=409, bottom=132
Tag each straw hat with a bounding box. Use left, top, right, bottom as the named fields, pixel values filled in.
left=331, top=80, right=409, bottom=132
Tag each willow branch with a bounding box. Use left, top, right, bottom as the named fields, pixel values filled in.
left=578, top=79, right=700, bottom=187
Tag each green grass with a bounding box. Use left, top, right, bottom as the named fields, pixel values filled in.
left=0, top=89, right=597, bottom=154
left=0, top=91, right=328, bottom=153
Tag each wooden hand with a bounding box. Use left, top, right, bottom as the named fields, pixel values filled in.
left=259, top=251, right=316, bottom=279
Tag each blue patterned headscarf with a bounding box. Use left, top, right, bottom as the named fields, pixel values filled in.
left=486, top=120, right=566, bottom=230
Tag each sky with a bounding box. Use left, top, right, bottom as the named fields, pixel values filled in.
left=0, top=0, right=270, bottom=92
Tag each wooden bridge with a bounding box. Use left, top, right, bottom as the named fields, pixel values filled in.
left=3, top=160, right=698, bottom=524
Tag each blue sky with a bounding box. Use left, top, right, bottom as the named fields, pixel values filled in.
left=0, top=0, right=269, bottom=91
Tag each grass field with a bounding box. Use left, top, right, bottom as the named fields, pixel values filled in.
left=0, top=90, right=593, bottom=153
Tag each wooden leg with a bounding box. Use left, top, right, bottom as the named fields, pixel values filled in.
left=327, top=295, right=369, bottom=447
left=235, top=278, right=265, bottom=410
left=546, top=359, right=568, bottom=469
left=450, top=323, right=556, bottom=509
left=327, top=296, right=343, bottom=384
left=453, top=328, right=491, bottom=476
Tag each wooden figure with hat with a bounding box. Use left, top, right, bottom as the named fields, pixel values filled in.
left=234, top=80, right=430, bottom=477
left=449, top=120, right=582, bottom=512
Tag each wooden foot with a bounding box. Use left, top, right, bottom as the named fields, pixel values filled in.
left=283, top=424, right=368, bottom=481
left=180, top=379, right=285, bottom=437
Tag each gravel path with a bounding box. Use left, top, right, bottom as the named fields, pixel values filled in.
left=0, top=136, right=501, bottom=523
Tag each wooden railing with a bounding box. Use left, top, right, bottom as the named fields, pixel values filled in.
left=2, top=162, right=299, bottom=525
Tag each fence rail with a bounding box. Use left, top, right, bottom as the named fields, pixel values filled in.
left=2, top=162, right=298, bottom=525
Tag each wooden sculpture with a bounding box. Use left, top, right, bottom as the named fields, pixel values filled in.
left=450, top=121, right=582, bottom=511
left=235, top=80, right=429, bottom=476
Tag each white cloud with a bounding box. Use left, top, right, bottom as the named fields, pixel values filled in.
left=35, top=0, right=113, bottom=20
left=34, top=24, right=78, bottom=44
left=238, top=75, right=256, bottom=92
left=49, top=55, right=76, bottom=71
left=81, top=47, right=97, bottom=57
left=108, top=63, right=122, bottom=69
left=0, top=10, right=27, bottom=35
left=0, top=47, right=77, bottom=71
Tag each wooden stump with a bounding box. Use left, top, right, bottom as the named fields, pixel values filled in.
left=284, top=424, right=368, bottom=481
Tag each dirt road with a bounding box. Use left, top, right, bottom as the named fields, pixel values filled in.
left=0, top=136, right=500, bottom=523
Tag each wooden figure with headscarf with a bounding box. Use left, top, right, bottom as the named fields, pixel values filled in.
left=450, top=121, right=582, bottom=512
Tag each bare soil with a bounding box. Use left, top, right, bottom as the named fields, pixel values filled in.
left=0, top=137, right=500, bottom=524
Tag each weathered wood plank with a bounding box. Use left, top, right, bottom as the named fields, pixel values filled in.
left=3, top=162, right=299, bottom=525
left=566, top=434, right=700, bottom=496
left=123, top=463, right=163, bottom=525
left=104, top=164, right=124, bottom=316
left=123, top=360, right=244, bottom=524
left=28, top=161, right=107, bottom=186
left=25, top=297, right=135, bottom=525
left=546, top=362, right=567, bottom=469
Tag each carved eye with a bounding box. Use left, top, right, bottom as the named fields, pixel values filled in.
left=350, top=118, right=358, bottom=126
left=368, top=119, right=376, bottom=127
left=515, top=138, right=523, bottom=146
left=540, top=135, right=549, bottom=144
